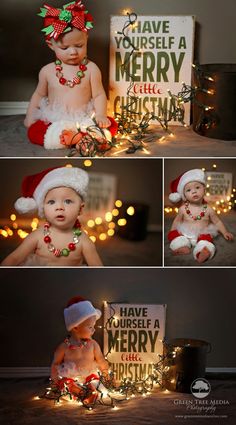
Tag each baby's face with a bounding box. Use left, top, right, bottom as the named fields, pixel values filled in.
left=75, top=316, right=96, bottom=339
left=184, top=181, right=205, bottom=203
left=49, top=28, right=88, bottom=65
left=43, top=186, right=83, bottom=228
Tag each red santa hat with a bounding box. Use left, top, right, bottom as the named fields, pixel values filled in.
left=64, top=296, right=101, bottom=331
left=14, top=166, right=89, bottom=217
left=169, top=169, right=206, bottom=203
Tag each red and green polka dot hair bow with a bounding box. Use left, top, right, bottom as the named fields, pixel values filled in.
left=38, top=1, right=94, bottom=40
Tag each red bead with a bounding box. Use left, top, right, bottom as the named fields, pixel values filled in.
left=79, top=64, right=87, bottom=71
left=200, top=212, right=205, bottom=217
left=59, top=77, right=67, bottom=85
left=55, top=65, right=62, bottom=71
left=44, top=235, right=51, bottom=243
left=74, top=219, right=81, bottom=228
left=68, top=243, right=76, bottom=251
left=186, top=209, right=190, bottom=214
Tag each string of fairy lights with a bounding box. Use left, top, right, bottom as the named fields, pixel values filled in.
left=36, top=301, right=181, bottom=411
left=165, top=163, right=236, bottom=216
left=0, top=161, right=136, bottom=244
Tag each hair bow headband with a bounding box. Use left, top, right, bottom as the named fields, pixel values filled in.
left=38, top=1, right=94, bottom=40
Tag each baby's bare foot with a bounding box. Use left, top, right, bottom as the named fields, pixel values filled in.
left=196, top=247, right=211, bottom=263
left=172, top=246, right=191, bottom=255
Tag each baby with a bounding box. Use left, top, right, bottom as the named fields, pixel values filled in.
left=1, top=166, right=103, bottom=266
left=167, top=169, right=234, bottom=263
left=51, top=296, right=109, bottom=404
left=25, top=1, right=116, bottom=150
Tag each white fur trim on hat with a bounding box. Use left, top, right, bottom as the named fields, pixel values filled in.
left=177, top=169, right=206, bottom=201
left=35, top=167, right=89, bottom=217
left=64, top=300, right=101, bottom=332
left=170, top=235, right=191, bottom=251
left=169, top=192, right=182, bottom=203
left=14, top=197, right=38, bottom=214
left=193, top=240, right=215, bottom=260
left=44, top=121, right=77, bottom=149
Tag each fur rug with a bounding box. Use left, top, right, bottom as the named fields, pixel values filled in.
left=1, top=116, right=236, bottom=158
left=0, top=376, right=235, bottom=425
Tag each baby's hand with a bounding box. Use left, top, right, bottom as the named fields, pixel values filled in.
left=95, top=115, right=111, bottom=128
left=60, top=130, right=83, bottom=146
left=224, top=231, right=234, bottom=241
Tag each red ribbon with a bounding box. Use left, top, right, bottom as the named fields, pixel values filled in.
left=43, top=1, right=91, bottom=40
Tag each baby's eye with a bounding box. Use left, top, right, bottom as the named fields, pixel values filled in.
left=64, top=199, right=72, bottom=204
left=47, top=200, right=55, bottom=205
left=60, top=47, right=68, bottom=50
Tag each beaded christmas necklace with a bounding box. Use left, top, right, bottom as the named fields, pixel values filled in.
left=43, top=220, right=82, bottom=257
left=185, top=201, right=207, bottom=220
left=65, top=337, right=90, bottom=350
left=55, top=57, right=88, bottom=88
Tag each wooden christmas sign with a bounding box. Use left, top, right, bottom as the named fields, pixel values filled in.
left=205, top=171, right=233, bottom=203
left=109, top=15, right=195, bottom=125
left=104, top=302, right=166, bottom=382
left=83, top=172, right=117, bottom=219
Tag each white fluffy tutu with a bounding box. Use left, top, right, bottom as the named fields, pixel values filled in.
left=32, top=97, right=94, bottom=123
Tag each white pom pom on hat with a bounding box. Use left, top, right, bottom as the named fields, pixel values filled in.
left=64, top=296, right=101, bottom=332
left=14, top=166, right=89, bottom=217
left=169, top=169, right=206, bottom=203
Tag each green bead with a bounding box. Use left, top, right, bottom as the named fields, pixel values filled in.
left=74, top=229, right=82, bottom=236
left=55, top=59, right=61, bottom=65
left=61, top=248, right=69, bottom=256
left=77, top=70, right=84, bottom=77
left=197, top=215, right=201, bottom=220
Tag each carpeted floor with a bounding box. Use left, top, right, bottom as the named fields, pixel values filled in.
left=1, top=115, right=236, bottom=158
left=164, top=211, right=236, bottom=267
left=0, top=232, right=162, bottom=267
left=0, top=376, right=235, bottom=425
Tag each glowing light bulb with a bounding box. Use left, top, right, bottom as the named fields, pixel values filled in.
left=115, top=200, right=122, bottom=208
left=95, top=217, right=102, bottom=225
left=112, top=208, right=119, bottom=217
left=89, top=236, right=96, bottom=243
left=105, top=212, right=113, bottom=222
left=84, top=159, right=92, bottom=167
left=117, top=218, right=127, bottom=226
left=99, top=233, right=107, bottom=241
left=127, top=206, right=135, bottom=216
left=10, top=214, right=16, bottom=221
left=87, top=219, right=95, bottom=228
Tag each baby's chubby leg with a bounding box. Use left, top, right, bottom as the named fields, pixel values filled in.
left=168, top=230, right=191, bottom=256
left=193, top=236, right=216, bottom=263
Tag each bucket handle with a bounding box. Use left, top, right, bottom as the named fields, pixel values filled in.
left=207, top=342, right=212, bottom=354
